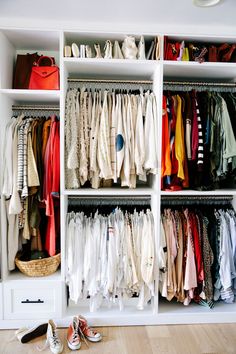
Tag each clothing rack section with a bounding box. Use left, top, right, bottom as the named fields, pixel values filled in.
left=1, top=113, right=60, bottom=273
left=65, top=87, right=158, bottom=189
left=66, top=207, right=155, bottom=311
left=163, top=81, right=236, bottom=92
left=160, top=204, right=236, bottom=308
left=162, top=90, right=236, bottom=192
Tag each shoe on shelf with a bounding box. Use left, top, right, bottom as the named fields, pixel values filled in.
left=94, top=43, right=103, bottom=58
left=11, top=323, right=48, bottom=343
left=64, top=45, right=72, bottom=57
left=67, top=316, right=82, bottom=351
left=104, top=40, right=113, bottom=59
left=71, top=43, right=80, bottom=58
left=38, top=320, right=63, bottom=354
left=78, top=315, right=102, bottom=342
left=137, top=35, right=146, bottom=60
left=80, top=44, right=86, bottom=58
left=85, top=45, right=92, bottom=58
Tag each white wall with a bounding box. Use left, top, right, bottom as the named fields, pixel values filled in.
left=0, top=0, right=236, bottom=37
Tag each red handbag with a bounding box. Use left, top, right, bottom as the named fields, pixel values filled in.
left=165, top=42, right=180, bottom=60
left=29, top=56, right=60, bottom=90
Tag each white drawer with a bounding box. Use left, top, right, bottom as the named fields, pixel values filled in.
left=3, top=281, right=62, bottom=320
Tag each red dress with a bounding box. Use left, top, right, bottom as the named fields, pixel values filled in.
left=43, top=116, right=60, bottom=256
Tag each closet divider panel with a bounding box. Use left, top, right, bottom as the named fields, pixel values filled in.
left=0, top=285, right=2, bottom=320
left=0, top=31, right=15, bottom=89
left=0, top=93, right=16, bottom=282
left=151, top=63, right=163, bottom=313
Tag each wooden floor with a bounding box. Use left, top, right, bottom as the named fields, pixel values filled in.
left=0, top=324, right=236, bottom=354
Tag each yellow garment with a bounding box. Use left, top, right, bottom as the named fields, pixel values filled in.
left=175, top=95, right=185, bottom=180
left=182, top=48, right=189, bottom=61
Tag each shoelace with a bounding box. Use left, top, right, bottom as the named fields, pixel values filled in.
left=37, top=330, right=60, bottom=352
left=49, top=330, right=61, bottom=347
left=72, top=324, right=80, bottom=342
left=77, top=325, right=89, bottom=348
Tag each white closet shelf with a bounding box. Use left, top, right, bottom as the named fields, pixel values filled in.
left=161, top=190, right=236, bottom=196
left=158, top=299, right=236, bottom=322
left=5, top=270, right=61, bottom=282
left=64, top=188, right=154, bottom=196
left=64, top=58, right=159, bottom=79
left=0, top=89, right=60, bottom=103
left=163, top=61, right=236, bottom=80
left=65, top=305, right=156, bottom=326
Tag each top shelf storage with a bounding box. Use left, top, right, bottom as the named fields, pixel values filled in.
left=164, top=35, right=236, bottom=62
left=63, top=31, right=161, bottom=61
left=163, top=34, right=236, bottom=81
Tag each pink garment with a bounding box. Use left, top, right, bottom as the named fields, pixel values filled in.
left=43, top=116, right=60, bottom=256
left=164, top=210, right=178, bottom=301
left=183, top=209, right=197, bottom=305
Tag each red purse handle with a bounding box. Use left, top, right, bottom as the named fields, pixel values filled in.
left=35, top=56, right=55, bottom=67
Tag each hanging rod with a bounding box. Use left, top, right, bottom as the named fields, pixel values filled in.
left=161, top=195, right=233, bottom=203
left=69, top=196, right=151, bottom=200
left=12, top=105, right=60, bottom=111
left=163, top=80, right=236, bottom=88
left=68, top=78, right=153, bottom=85
left=161, top=195, right=233, bottom=200
left=68, top=195, right=151, bottom=207
left=161, top=195, right=233, bottom=206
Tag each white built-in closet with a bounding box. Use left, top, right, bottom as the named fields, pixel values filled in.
left=0, top=28, right=236, bottom=328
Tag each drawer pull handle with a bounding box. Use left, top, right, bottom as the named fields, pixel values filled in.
left=21, top=299, right=44, bottom=304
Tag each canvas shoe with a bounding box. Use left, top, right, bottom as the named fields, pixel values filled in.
left=78, top=315, right=102, bottom=342
left=71, top=43, right=80, bottom=58
left=64, top=45, right=72, bottom=57
left=67, top=316, right=81, bottom=350
left=11, top=323, right=48, bottom=343
left=38, top=320, right=63, bottom=354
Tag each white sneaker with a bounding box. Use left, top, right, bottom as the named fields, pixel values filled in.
left=38, top=320, right=63, bottom=354
left=72, top=43, right=80, bottom=58
left=11, top=323, right=48, bottom=343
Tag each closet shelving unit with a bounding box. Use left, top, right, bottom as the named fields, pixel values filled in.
left=0, top=28, right=235, bottom=328
left=0, top=28, right=63, bottom=328
left=160, top=34, right=236, bottom=321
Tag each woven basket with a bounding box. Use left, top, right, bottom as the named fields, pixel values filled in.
left=15, top=253, right=61, bottom=277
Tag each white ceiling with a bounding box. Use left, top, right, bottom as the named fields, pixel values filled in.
left=0, top=0, right=235, bottom=36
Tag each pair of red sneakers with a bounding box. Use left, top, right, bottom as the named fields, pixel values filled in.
left=67, top=315, right=102, bottom=351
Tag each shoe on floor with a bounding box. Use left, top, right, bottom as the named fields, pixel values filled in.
left=12, top=323, right=48, bottom=343
left=78, top=315, right=102, bottom=342
left=67, top=316, right=81, bottom=350
left=38, top=320, right=63, bottom=354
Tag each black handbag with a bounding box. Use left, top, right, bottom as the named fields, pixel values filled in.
left=13, top=52, right=41, bottom=89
